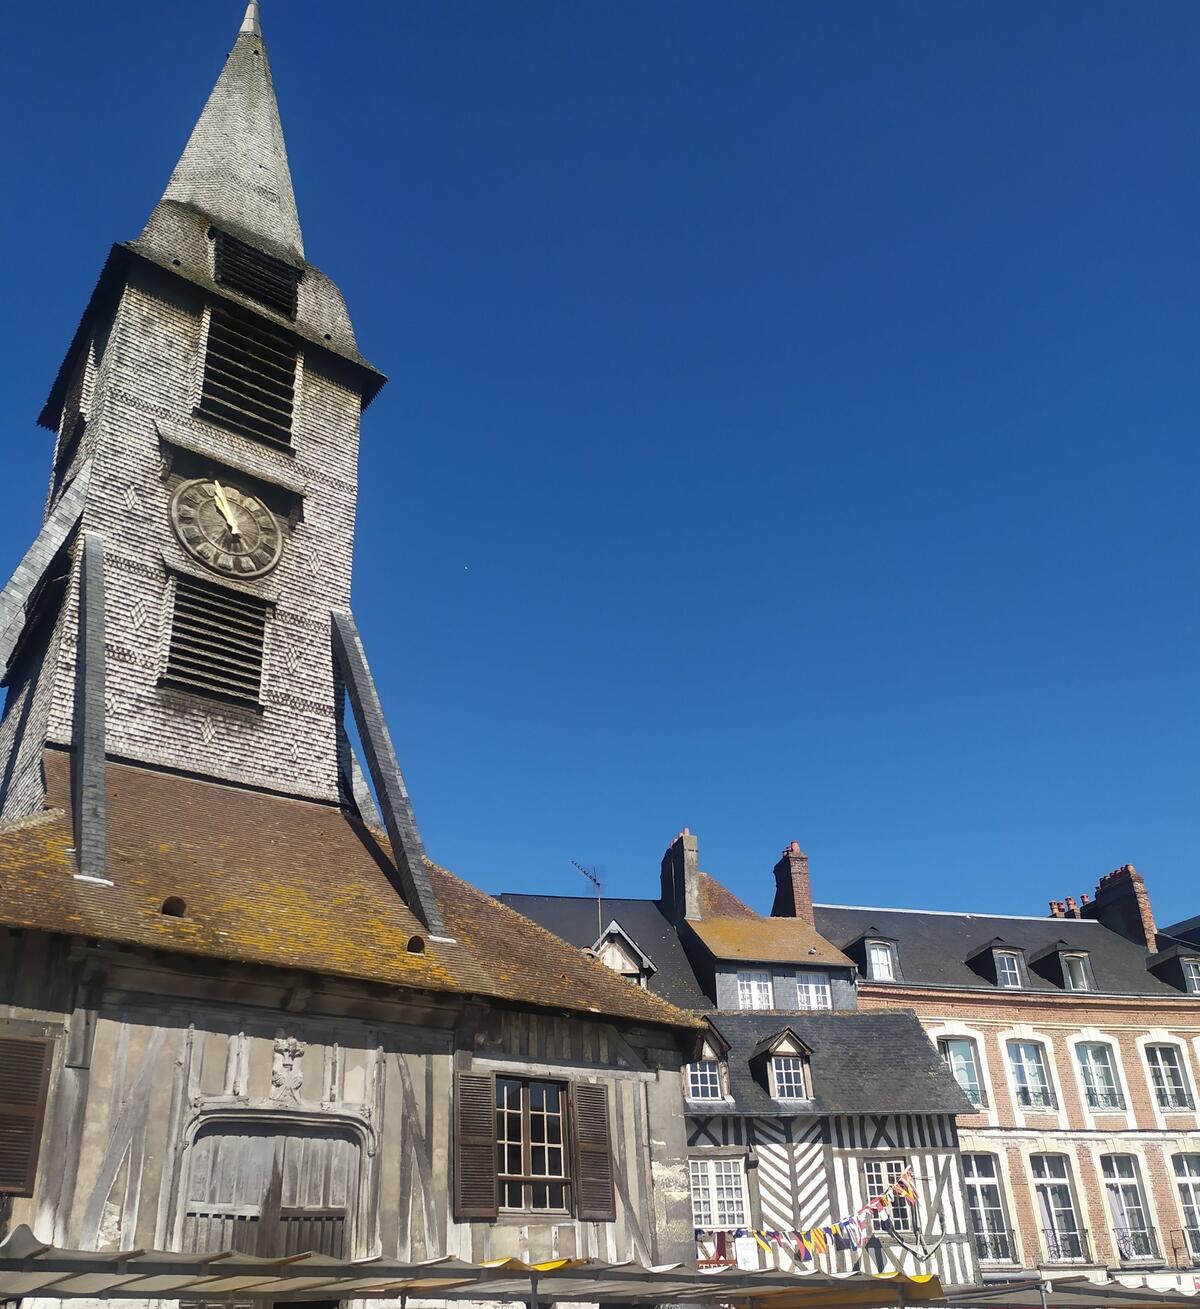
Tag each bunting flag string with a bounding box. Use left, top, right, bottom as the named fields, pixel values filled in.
left=693, top=1168, right=918, bottom=1262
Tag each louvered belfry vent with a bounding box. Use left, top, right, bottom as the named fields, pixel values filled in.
left=197, top=301, right=297, bottom=448
left=164, top=574, right=269, bottom=705
left=213, top=229, right=302, bottom=318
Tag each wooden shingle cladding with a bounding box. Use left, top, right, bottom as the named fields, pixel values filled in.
left=0, top=1035, right=53, bottom=1195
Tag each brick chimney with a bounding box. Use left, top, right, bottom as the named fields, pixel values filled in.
left=660, top=828, right=701, bottom=924
left=1081, top=864, right=1157, bottom=951
left=771, top=841, right=815, bottom=928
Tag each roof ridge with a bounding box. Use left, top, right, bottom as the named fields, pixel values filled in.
left=815, top=901, right=1104, bottom=923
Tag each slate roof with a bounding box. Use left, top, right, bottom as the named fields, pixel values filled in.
left=1162, top=915, right=1200, bottom=948
left=814, top=903, right=1181, bottom=998
left=0, top=751, right=700, bottom=1033
left=701, top=1010, right=974, bottom=1117
left=498, top=892, right=710, bottom=1009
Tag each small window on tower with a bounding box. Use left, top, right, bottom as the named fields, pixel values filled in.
left=197, top=301, right=297, bottom=449
left=212, top=229, right=302, bottom=318
left=162, top=573, right=269, bottom=706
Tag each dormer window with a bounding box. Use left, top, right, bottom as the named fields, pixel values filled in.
left=737, top=971, right=774, bottom=1010
left=868, top=941, right=896, bottom=981
left=1063, top=953, right=1091, bottom=992
left=1184, top=960, right=1200, bottom=994
left=687, top=1060, right=723, bottom=1101
left=996, top=952, right=1023, bottom=989
left=589, top=921, right=656, bottom=990
left=771, top=1055, right=808, bottom=1100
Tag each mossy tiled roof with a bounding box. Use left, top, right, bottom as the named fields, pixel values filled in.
left=0, top=752, right=699, bottom=1031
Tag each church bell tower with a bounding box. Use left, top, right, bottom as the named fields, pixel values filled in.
left=0, top=3, right=442, bottom=930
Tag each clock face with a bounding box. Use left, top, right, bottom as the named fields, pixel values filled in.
left=169, top=478, right=284, bottom=579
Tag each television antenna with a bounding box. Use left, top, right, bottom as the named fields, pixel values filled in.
left=571, top=860, right=603, bottom=939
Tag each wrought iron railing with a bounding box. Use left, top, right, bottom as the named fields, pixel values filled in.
left=1155, top=1088, right=1194, bottom=1111
left=1016, top=1086, right=1055, bottom=1109
left=960, top=1084, right=987, bottom=1108
left=972, top=1229, right=1015, bottom=1262
left=1042, top=1227, right=1090, bottom=1263
left=1085, top=1086, right=1125, bottom=1110
left=1113, top=1225, right=1159, bottom=1262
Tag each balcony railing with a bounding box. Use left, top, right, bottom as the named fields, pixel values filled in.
left=1042, top=1227, right=1090, bottom=1263
left=1016, top=1086, right=1055, bottom=1109
left=1085, top=1086, right=1125, bottom=1110
left=972, top=1230, right=1015, bottom=1263
left=960, top=1084, right=987, bottom=1109
left=1113, top=1226, right=1159, bottom=1263
left=1155, top=1089, right=1194, bottom=1111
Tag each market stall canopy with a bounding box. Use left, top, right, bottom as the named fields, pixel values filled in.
left=946, top=1277, right=1200, bottom=1307
left=0, top=1226, right=945, bottom=1304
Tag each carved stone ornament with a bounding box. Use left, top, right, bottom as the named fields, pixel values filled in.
left=270, top=1035, right=306, bottom=1103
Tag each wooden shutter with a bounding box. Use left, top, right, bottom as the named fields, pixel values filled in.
left=572, top=1081, right=616, bottom=1221
left=0, top=1036, right=53, bottom=1195
left=453, top=1071, right=498, bottom=1220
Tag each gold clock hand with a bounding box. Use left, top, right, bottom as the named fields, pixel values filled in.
left=212, top=481, right=241, bottom=538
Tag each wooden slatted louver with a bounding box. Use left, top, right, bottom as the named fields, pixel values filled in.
left=0, top=1036, right=53, bottom=1195
left=453, top=1071, right=498, bottom=1220
left=164, top=574, right=268, bottom=705
left=213, top=229, right=303, bottom=319
left=197, top=301, right=297, bottom=449
left=571, top=1081, right=615, bottom=1221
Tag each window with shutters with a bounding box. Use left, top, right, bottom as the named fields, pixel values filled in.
left=452, top=1072, right=615, bottom=1223
left=163, top=574, right=269, bottom=705
left=0, top=1035, right=54, bottom=1195
left=197, top=301, right=297, bottom=449
left=212, top=229, right=302, bottom=319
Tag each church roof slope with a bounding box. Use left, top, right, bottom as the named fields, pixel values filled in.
left=0, top=751, right=699, bottom=1031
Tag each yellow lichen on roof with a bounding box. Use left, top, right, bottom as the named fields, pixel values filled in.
left=690, top=914, right=853, bottom=967
left=0, top=751, right=698, bottom=1031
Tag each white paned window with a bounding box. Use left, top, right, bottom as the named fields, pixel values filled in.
left=687, top=1060, right=722, bottom=1101
left=1147, top=1045, right=1193, bottom=1111
left=1077, top=1042, right=1124, bottom=1110
left=1008, top=1040, right=1055, bottom=1109
left=796, top=970, right=832, bottom=1010
left=771, top=1055, right=807, bottom=1099
left=737, top=971, right=773, bottom=1010
left=995, top=952, right=1022, bottom=988
left=1063, top=954, right=1090, bottom=991
left=1032, top=1154, right=1085, bottom=1261
left=1102, top=1155, right=1156, bottom=1261
left=689, top=1157, right=747, bottom=1228
left=865, top=1157, right=912, bottom=1232
left=1173, top=1154, right=1200, bottom=1263
left=939, top=1037, right=986, bottom=1108
left=963, top=1154, right=1013, bottom=1263
left=868, top=942, right=895, bottom=981
left=1184, top=961, right=1200, bottom=994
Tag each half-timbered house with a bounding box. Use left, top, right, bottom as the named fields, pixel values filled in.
left=0, top=2, right=702, bottom=1279
left=502, top=832, right=980, bottom=1288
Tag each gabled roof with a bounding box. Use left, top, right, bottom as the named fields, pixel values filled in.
left=815, top=903, right=1186, bottom=998
left=591, top=919, right=656, bottom=973
left=498, top=893, right=711, bottom=1009
left=704, top=1010, right=974, bottom=1117
left=0, top=751, right=700, bottom=1032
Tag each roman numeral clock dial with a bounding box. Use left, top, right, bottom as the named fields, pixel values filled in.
left=169, top=478, right=284, bottom=578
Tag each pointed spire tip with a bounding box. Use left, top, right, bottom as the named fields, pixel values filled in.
left=240, top=1, right=262, bottom=38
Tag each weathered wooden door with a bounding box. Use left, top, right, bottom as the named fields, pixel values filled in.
left=181, top=1121, right=361, bottom=1259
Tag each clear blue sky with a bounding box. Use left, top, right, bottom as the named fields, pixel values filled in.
left=2, top=2, right=1196, bottom=925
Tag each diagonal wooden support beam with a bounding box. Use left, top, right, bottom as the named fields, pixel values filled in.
left=331, top=609, right=445, bottom=935
left=0, top=460, right=92, bottom=670
left=72, top=532, right=108, bottom=884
